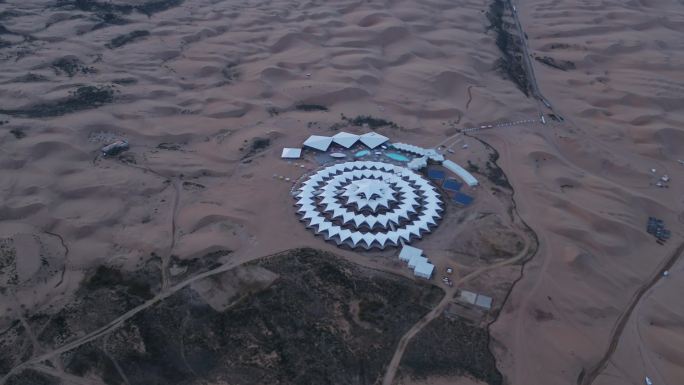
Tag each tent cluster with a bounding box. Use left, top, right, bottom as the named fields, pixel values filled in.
left=391, top=143, right=478, bottom=186
left=399, top=245, right=434, bottom=279
left=390, top=143, right=445, bottom=162
left=295, top=161, right=443, bottom=249
left=303, top=132, right=389, bottom=152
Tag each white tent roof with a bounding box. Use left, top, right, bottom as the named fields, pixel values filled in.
left=332, top=132, right=360, bottom=148
left=360, top=132, right=389, bottom=149
left=413, top=260, right=434, bottom=279
left=391, top=142, right=425, bottom=156
left=294, top=160, right=443, bottom=250
left=443, top=159, right=478, bottom=186
left=399, top=245, right=423, bottom=262
left=407, top=156, right=427, bottom=171
left=391, top=143, right=444, bottom=162
left=303, top=135, right=333, bottom=151
left=408, top=255, right=428, bottom=269
left=281, top=147, right=302, bottom=159
left=475, top=294, right=492, bottom=309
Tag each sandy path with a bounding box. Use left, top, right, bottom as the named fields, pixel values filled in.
left=102, top=334, right=131, bottom=385
left=382, top=228, right=534, bottom=385
left=381, top=288, right=455, bottom=385
left=12, top=299, right=41, bottom=357
left=0, top=244, right=287, bottom=385
left=580, top=241, right=684, bottom=385
left=42, top=230, right=69, bottom=288
left=161, top=179, right=182, bottom=290
left=31, top=363, right=107, bottom=385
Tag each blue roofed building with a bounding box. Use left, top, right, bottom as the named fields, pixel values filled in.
left=427, top=169, right=445, bottom=181
left=443, top=179, right=462, bottom=192
left=453, top=192, right=474, bottom=206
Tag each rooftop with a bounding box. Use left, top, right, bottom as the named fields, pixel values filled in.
left=281, top=147, right=302, bottom=159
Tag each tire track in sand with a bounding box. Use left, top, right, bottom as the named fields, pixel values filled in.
left=578, top=241, right=684, bottom=385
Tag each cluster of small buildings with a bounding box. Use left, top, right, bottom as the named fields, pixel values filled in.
left=390, top=142, right=444, bottom=162
left=399, top=245, right=435, bottom=279
left=282, top=132, right=480, bottom=189
left=427, top=169, right=475, bottom=206
left=285, top=131, right=480, bottom=255
left=457, top=289, right=493, bottom=310
left=283, top=131, right=390, bottom=158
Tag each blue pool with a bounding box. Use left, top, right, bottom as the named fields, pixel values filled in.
left=385, top=152, right=410, bottom=162
left=355, top=150, right=370, bottom=157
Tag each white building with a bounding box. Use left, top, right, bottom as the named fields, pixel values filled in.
left=281, top=147, right=302, bottom=159
left=359, top=132, right=389, bottom=149
left=413, top=260, right=434, bottom=279
left=407, top=156, right=427, bottom=170
left=332, top=131, right=360, bottom=148
left=442, top=160, right=478, bottom=187
left=408, top=255, right=428, bottom=269
left=303, top=135, right=333, bottom=151
left=399, top=245, right=423, bottom=262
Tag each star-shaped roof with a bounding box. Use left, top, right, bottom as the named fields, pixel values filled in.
left=341, top=179, right=395, bottom=211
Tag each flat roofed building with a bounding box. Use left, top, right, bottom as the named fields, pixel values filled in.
left=453, top=192, right=474, bottom=206
left=475, top=294, right=492, bottom=309
left=427, top=169, right=445, bottom=181
left=408, top=255, right=428, bottom=269
left=407, top=156, right=428, bottom=171
left=443, top=179, right=462, bottom=191
left=443, top=159, right=478, bottom=187
left=360, top=132, right=389, bottom=149
left=459, top=290, right=477, bottom=304
left=332, top=131, right=360, bottom=148
left=413, top=261, right=434, bottom=279
left=281, top=147, right=302, bottom=159
left=399, top=245, right=423, bottom=262
left=303, top=135, right=333, bottom=151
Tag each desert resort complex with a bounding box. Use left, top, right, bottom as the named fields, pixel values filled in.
left=280, top=131, right=479, bottom=281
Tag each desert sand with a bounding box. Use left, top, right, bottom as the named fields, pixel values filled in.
left=0, top=0, right=683, bottom=383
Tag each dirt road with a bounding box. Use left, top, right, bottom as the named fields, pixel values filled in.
left=381, top=229, right=535, bottom=385
left=578, top=241, right=684, bottom=385
left=0, top=245, right=290, bottom=385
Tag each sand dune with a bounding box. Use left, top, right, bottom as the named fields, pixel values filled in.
left=490, top=0, right=684, bottom=384
left=0, top=0, right=683, bottom=383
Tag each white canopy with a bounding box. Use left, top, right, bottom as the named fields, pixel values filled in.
left=360, top=132, right=389, bottom=149
left=332, top=132, right=360, bottom=148
left=408, top=255, right=428, bottom=269
left=303, top=135, right=333, bottom=151
left=443, top=159, right=479, bottom=187
left=399, top=245, right=423, bottom=262
left=281, top=147, right=302, bottom=159
left=294, top=161, right=443, bottom=250
left=413, top=261, right=434, bottom=279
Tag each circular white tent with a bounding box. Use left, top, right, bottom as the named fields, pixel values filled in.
left=294, top=161, right=443, bottom=249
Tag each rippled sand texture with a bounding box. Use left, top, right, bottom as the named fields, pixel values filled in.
left=490, top=1, right=684, bottom=385
left=0, top=0, right=530, bottom=330
left=1, top=0, right=684, bottom=384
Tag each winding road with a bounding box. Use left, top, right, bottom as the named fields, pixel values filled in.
left=0, top=246, right=291, bottom=385
left=579, top=241, right=684, bottom=385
